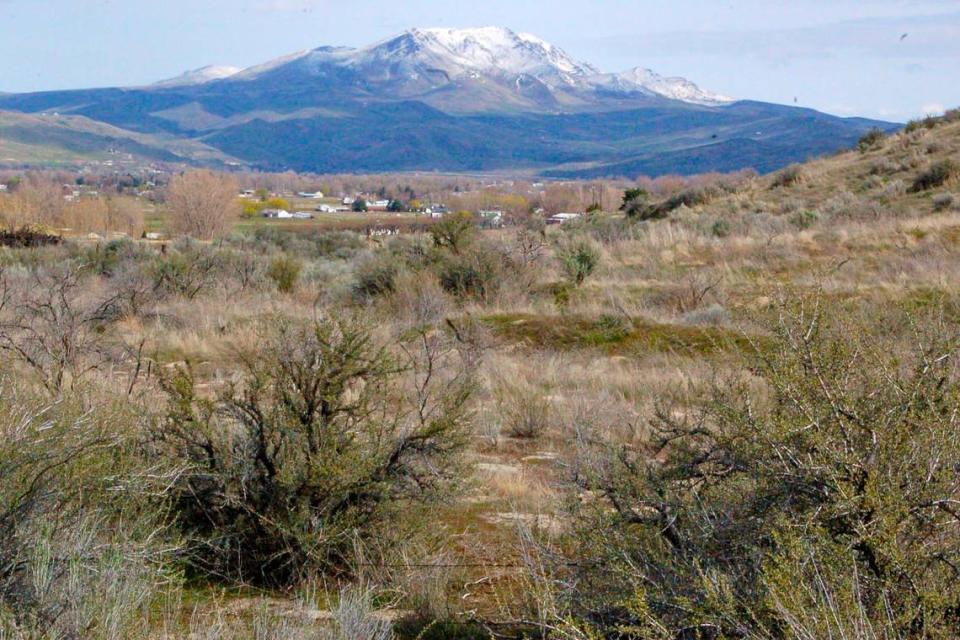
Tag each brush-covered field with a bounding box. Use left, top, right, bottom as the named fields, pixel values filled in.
left=1, top=113, right=960, bottom=639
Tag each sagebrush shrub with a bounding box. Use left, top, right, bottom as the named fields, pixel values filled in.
left=909, top=159, right=958, bottom=193
left=352, top=255, right=398, bottom=301
left=771, top=164, right=805, bottom=188
left=266, top=253, right=303, bottom=293
left=561, top=296, right=960, bottom=638
left=857, top=127, right=885, bottom=152
left=0, top=384, right=172, bottom=638
left=555, top=236, right=600, bottom=287
left=932, top=193, right=955, bottom=212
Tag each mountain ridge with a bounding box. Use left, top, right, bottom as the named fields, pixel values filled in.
left=160, top=26, right=733, bottom=111
left=0, top=26, right=896, bottom=177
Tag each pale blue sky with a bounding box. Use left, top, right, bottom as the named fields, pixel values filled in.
left=1, top=0, right=958, bottom=121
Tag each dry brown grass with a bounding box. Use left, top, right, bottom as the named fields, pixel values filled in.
left=1, top=116, right=958, bottom=636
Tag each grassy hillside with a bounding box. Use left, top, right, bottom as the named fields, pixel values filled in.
left=0, top=110, right=237, bottom=166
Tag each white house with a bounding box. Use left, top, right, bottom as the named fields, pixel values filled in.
left=478, top=210, right=504, bottom=227
left=342, top=197, right=355, bottom=206
left=316, top=204, right=339, bottom=213
left=424, top=204, right=449, bottom=217
left=297, top=191, right=324, bottom=199
left=547, top=212, right=583, bottom=225
left=0, top=184, right=8, bottom=192
left=292, top=211, right=314, bottom=220
left=262, top=209, right=293, bottom=219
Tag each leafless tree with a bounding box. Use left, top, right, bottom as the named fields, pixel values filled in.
left=165, top=170, right=238, bottom=240
left=0, top=266, right=107, bottom=395
left=0, top=174, right=64, bottom=231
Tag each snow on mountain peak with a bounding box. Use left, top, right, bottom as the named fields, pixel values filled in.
left=609, top=67, right=734, bottom=105
left=217, top=26, right=733, bottom=106
left=415, top=26, right=597, bottom=76
left=152, top=65, right=241, bottom=88
left=343, top=26, right=600, bottom=88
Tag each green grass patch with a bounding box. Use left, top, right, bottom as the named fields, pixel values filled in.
left=394, top=618, right=541, bottom=640
left=482, top=313, right=753, bottom=356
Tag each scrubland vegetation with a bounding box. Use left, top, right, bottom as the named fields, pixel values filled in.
left=0, top=110, right=959, bottom=639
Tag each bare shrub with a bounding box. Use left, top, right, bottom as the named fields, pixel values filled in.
left=166, top=170, right=239, bottom=240
left=63, top=196, right=109, bottom=234
left=153, top=315, right=474, bottom=586
left=680, top=303, right=730, bottom=326
left=0, top=266, right=109, bottom=394
left=385, top=269, right=450, bottom=328
left=105, top=196, right=146, bottom=238
left=778, top=198, right=804, bottom=215
left=513, top=218, right=548, bottom=266
left=223, top=248, right=267, bottom=293
left=559, top=295, right=960, bottom=637
left=149, top=240, right=224, bottom=300
left=868, top=157, right=899, bottom=176
left=876, top=180, right=907, bottom=202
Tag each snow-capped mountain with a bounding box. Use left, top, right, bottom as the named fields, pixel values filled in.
left=345, top=27, right=601, bottom=87
left=203, top=26, right=732, bottom=110
left=0, top=25, right=893, bottom=179
left=152, top=65, right=241, bottom=88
